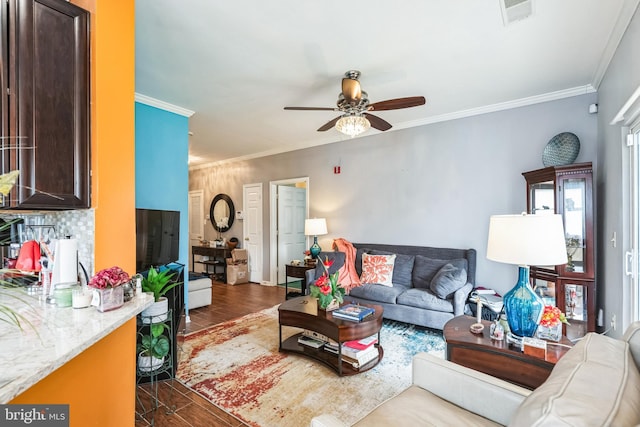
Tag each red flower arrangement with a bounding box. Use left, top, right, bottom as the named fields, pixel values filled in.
left=88, top=266, right=131, bottom=290
left=539, top=305, right=570, bottom=327
left=309, top=257, right=345, bottom=309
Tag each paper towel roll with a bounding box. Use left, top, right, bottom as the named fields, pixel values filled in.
left=52, top=239, right=78, bottom=285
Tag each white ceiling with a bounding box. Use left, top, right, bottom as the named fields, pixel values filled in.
left=135, top=0, right=639, bottom=167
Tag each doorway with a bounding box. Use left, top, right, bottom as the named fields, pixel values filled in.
left=269, top=177, right=309, bottom=286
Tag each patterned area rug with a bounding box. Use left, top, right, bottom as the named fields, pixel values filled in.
left=177, top=305, right=445, bottom=427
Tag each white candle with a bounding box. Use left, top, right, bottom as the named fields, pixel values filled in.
left=477, top=299, right=483, bottom=323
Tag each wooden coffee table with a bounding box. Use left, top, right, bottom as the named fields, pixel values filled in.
left=278, top=296, right=384, bottom=376
left=444, top=316, right=573, bottom=389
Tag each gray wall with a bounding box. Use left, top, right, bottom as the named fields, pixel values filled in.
left=190, top=93, right=597, bottom=296
left=596, top=4, right=640, bottom=337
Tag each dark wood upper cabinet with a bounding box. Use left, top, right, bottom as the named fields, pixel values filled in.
left=1, top=0, right=90, bottom=209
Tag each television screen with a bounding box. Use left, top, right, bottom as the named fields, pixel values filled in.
left=136, top=209, right=180, bottom=272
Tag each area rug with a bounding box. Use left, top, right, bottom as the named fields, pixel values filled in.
left=177, top=305, right=445, bottom=427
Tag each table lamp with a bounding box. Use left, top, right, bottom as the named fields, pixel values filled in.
left=486, top=213, right=568, bottom=338
left=304, top=218, right=327, bottom=259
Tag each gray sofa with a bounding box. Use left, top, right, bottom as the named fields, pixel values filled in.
left=311, top=322, right=640, bottom=426
left=306, top=243, right=476, bottom=330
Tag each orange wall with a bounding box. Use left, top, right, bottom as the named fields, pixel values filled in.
left=10, top=1, right=137, bottom=426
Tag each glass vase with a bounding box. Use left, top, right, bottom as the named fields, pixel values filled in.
left=318, top=297, right=339, bottom=312
left=94, top=286, right=124, bottom=312
left=536, top=322, right=562, bottom=341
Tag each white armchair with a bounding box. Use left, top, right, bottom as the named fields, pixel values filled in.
left=311, top=352, right=531, bottom=427
left=311, top=322, right=640, bottom=427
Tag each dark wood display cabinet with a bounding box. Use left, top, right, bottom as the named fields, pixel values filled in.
left=523, top=162, right=596, bottom=340
left=0, top=0, right=90, bottom=209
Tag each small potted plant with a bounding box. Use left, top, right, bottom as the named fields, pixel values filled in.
left=140, top=266, right=182, bottom=324
left=309, top=256, right=345, bottom=311
left=137, top=322, right=170, bottom=372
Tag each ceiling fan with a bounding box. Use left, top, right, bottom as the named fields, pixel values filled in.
left=284, top=70, right=426, bottom=137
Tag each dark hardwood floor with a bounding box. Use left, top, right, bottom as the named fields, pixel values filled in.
left=135, top=280, right=289, bottom=427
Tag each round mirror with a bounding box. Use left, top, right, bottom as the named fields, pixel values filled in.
left=210, top=193, right=235, bottom=233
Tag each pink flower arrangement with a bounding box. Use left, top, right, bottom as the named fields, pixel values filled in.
left=539, top=305, right=569, bottom=328
left=88, top=266, right=131, bottom=290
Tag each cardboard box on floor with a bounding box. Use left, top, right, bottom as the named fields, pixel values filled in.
left=226, top=249, right=249, bottom=285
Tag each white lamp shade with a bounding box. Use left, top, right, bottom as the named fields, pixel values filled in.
left=304, top=218, right=327, bottom=236
left=486, top=214, right=568, bottom=266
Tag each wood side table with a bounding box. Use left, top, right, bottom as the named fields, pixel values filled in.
left=444, top=316, right=573, bottom=389
left=285, top=263, right=316, bottom=299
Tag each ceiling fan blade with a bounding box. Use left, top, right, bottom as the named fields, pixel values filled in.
left=317, top=116, right=341, bottom=132
left=284, top=106, right=336, bottom=111
left=365, top=113, right=392, bottom=131
left=368, top=96, right=426, bottom=111
left=341, top=78, right=362, bottom=103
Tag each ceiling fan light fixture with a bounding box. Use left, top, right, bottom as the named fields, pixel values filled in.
left=335, top=115, right=370, bottom=138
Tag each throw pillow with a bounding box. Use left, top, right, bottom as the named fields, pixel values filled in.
left=430, top=263, right=467, bottom=299
left=369, top=250, right=415, bottom=288
left=412, top=256, right=468, bottom=289
left=360, top=253, right=396, bottom=287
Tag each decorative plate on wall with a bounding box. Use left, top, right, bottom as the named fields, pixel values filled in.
left=542, top=132, right=580, bottom=167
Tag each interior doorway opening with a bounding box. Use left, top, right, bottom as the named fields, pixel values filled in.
left=269, top=177, right=309, bottom=287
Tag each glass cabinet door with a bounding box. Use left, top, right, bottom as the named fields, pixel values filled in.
left=557, top=280, right=594, bottom=340
left=529, top=181, right=554, bottom=215
left=562, top=178, right=586, bottom=274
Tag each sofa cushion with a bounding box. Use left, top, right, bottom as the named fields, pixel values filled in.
left=396, top=288, right=454, bottom=313
left=360, top=253, right=396, bottom=286
left=369, top=249, right=415, bottom=288
left=509, top=332, right=640, bottom=427
left=349, top=283, right=405, bottom=304
left=430, top=263, right=467, bottom=299
left=353, top=385, right=501, bottom=427
left=412, top=256, right=468, bottom=289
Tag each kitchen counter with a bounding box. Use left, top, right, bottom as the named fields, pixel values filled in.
left=0, top=289, right=154, bottom=402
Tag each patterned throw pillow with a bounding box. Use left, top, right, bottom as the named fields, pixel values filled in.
left=360, top=253, right=396, bottom=287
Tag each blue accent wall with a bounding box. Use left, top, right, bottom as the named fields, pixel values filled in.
left=135, top=102, right=189, bottom=305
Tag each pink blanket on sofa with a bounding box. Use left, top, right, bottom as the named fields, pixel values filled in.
left=333, top=238, right=361, bottom=292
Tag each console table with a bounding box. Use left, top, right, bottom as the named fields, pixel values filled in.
left=191, top=245, right=231, bottom=281
left=443, top=316, right=573, bottom=389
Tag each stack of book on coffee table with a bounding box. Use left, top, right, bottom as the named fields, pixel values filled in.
left=324, top=335, right=378, bottom=369
left=331, top=304, right=375, bottom=321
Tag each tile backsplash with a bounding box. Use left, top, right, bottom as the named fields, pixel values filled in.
left=1, top=209, right=95, bottom=277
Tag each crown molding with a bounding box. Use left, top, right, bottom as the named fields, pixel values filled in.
left=390, top=85, right=596, bottom=132
left=134, top=93, right=195, bottom=117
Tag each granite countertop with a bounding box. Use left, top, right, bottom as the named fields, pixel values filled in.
left=0, top=289, right=154, bottom=402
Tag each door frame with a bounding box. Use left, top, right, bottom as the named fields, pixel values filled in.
left=269, top=177, right=309, bottom=286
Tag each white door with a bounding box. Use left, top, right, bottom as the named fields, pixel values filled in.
left=277, top=186, right=306, bottom=284
left=188, top=190, right=204, bottom=272
left=243, top=183, right=263, bottom=283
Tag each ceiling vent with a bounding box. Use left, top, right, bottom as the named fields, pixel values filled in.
left=500, top=0, right=534, bottom=26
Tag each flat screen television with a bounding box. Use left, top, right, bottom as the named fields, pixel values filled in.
left=136, top=208, right=180, bottom=272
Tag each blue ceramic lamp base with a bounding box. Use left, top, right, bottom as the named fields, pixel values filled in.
left=503, top=266, right=544, bottom=338
left=309, top=236, right=321, bottom=259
